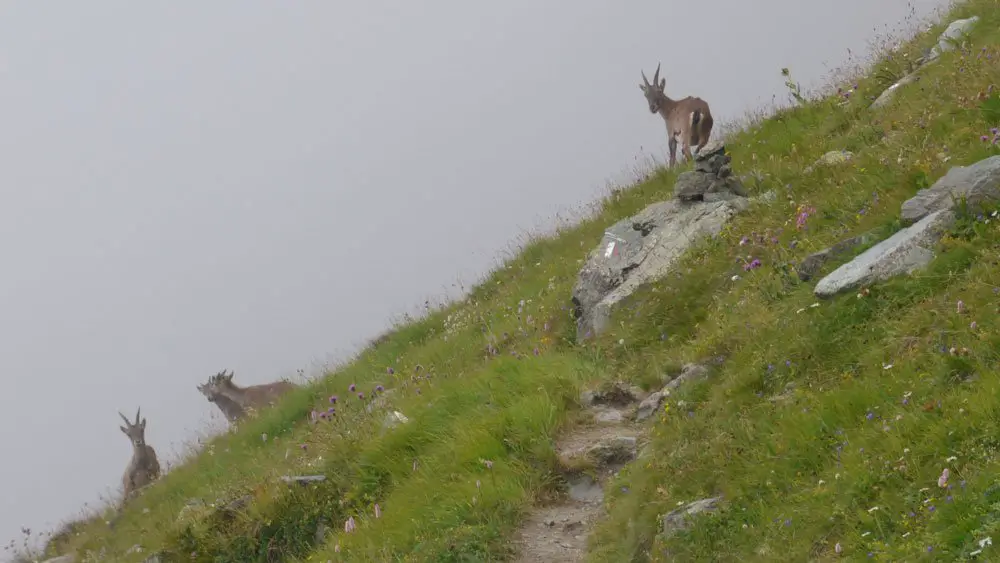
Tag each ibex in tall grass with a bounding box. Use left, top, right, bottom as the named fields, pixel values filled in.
left=118, top=407, right=160, bottom=504
left=639, top=63, right=714, bottom=168
left=198, top=370, right=297, bottom=420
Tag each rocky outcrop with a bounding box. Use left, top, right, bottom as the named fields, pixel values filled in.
left=900, top=155, right=1000, bottom=223
left=872, top=16, right=979, bottom=110
left=572, top=144, right=749, bottom=341
left=814, top=154, right=1000, bottom=296
left=814, top=210, right=955, bottom=297
left=797, top=231, right=877, bottom=281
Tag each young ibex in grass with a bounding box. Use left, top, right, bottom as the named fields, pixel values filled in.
left=639, top=62, right=714, bottom=168
left=118, top=408, right=160, bottom=505
left=198, top=370, right=297, bottom=420
left=197, top=380, right=246, bottom=424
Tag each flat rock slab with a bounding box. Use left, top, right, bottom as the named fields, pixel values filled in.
left=797, top=231, right=878, bottom=281
left=901, top=155, right=1000, bottom=224
left=814, top=210, right=955, bottom=297
left=513, top=502, right=600, bottom=563
left=572, top=197, right=748, bottom=341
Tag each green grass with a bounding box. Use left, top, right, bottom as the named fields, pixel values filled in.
left=33, top=1, right=1000, bottom=561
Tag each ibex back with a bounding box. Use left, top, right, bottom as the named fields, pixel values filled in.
left=118, top=407, right=160, bottom=505
left=639, top=62, right=714, bottom=167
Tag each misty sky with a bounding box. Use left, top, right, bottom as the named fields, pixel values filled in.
left=0, top=0, right=948, bottom=555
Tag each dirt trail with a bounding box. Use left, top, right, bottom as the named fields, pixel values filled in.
left=513, top=384, right=650, bottom=562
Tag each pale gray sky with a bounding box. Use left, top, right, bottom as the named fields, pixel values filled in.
left=0, top=0, right=947, bottom=555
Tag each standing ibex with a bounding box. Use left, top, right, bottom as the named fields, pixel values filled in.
left=639, top=63, right=714, bottom=168
left=198, top=370, right=297, bottom=420
left=197, top=380, right=246, bottom=424
left=118, top=407, right=160, bottom=505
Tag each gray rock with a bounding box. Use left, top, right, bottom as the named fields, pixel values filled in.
left=900, top=155, right=1000, bottom=224
left=694, top=138, right=725, bottom=161
left=662, top=497, right=722, bottom=539
left=664, top=363, right=709, bottom=391
left=593, top=408, right=625, bottom=424
left=567, top=474, right=604, bottom=503
left=797, top=231, right=878, bottom=281
left=572, top=197, right=748, bottom=341
left=805, top=151, right=854, bottom=173
left=586, top=436, right=638, bottom=465
left=382, top=410, right=410, bottom=428
left=927, top=16, right=979, bottom=62
left=634, top=391, right=667, bottom=422
left=674, top=170, right=716, bottom=201
left=871, top=72, right=919, bottom=110
left=581, top=381, right=645, bottom=407
left=280, top=475, right=326, bottom=485
left=814, top=210, right=955, bottom=297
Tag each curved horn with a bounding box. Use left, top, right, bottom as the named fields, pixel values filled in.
left=119, top=411, right=131, bottom=426
left=653, top=63, right=661, bottom=87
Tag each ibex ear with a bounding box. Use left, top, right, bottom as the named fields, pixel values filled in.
left=140, top=418, right=146, bottom=430
left=639, top=83, right=646, bottom=91
left=659, top=78, right=665, bottom=90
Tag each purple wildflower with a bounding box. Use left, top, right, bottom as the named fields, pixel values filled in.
left=329, top=395, right=338, bottom=404
left=349, top=383, right=356, bottom=392
left=375, top=385, right=385, bottom=393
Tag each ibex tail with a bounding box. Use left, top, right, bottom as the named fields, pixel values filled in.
left=689, top=110, right=703, bottom=148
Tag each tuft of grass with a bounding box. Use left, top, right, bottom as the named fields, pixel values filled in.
left=26, top=1, right=1000, bottom=561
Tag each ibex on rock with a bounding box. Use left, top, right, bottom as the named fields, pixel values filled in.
left=119, top=407, right=160, bottom=504
left=198, top=370, right=297, bottom=420
left=639, top=63, right=714, bottom=168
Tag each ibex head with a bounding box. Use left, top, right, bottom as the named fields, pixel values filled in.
left=639, top=63, right=666, bottom=113
left=198, top=369, right=236, bottom=402
left=118, top=408, right=148, bottom=448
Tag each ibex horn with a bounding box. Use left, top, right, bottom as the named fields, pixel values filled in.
left=135, top=407, right=141, bottom=425
left=641, top=70, right=650, bottom=87
left=119, top=411, right=131, bottom=426
left=653, top=63, right=661, bottom=86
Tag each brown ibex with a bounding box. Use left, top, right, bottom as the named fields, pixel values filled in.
left=639, top=63, right=714, bottom=168
left=197, top=380, right=246, bottom=424
left=198, top=370, right=297, bottom=420
left=118, top=407, right=160, bottom=504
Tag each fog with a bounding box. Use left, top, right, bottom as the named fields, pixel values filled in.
left=0, top=0, right=948, bottom=555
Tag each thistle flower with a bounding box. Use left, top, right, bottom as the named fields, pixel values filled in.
left=348, top=383, right=357, bottom=392
left=344, top=516, right=356, bottom=533
left=375, top=385, right=385, bottom=393
left=329, top=395, right=338, bottom=404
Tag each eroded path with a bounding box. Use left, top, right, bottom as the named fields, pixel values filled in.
left=513, top=382, right=649, bottom=562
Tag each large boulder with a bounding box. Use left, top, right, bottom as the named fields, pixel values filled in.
left=900, top=155, right=1000, bottom=224
left=572, top=145, right=749, bottom=341
left=814, top=210, right=955, bottom=297
left=926, top=16, right=979, bottom=62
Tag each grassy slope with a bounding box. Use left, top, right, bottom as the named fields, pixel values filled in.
left=41, top=0, right=1000, bottom=561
